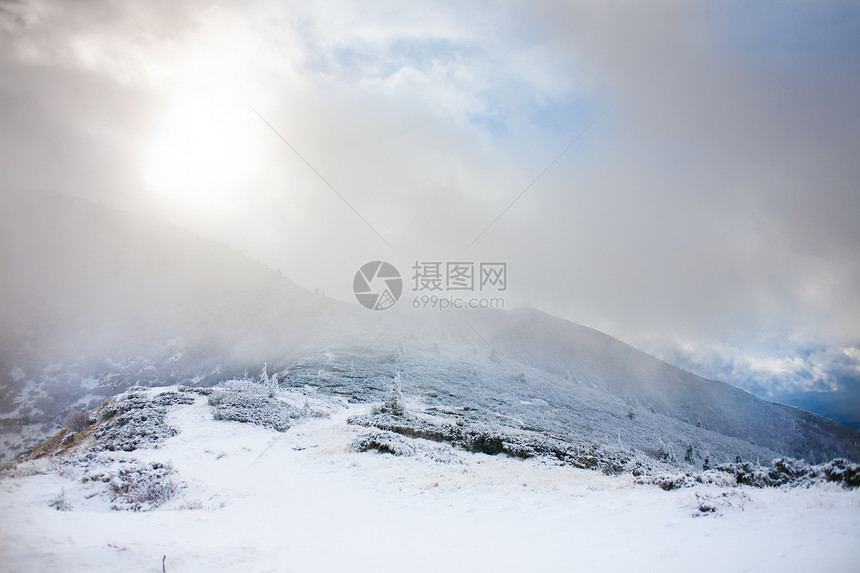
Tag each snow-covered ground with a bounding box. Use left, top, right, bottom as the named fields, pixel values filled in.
left=1, top=390, right=859, bottom=573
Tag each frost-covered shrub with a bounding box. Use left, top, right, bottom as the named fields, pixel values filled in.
left=696, top=499, right=717, bottom=514
left=93, top=391, right=193, bottom=451
left=649, top=439, right=676, bottom=464
left=0, top=458, right=52, bottom=479
left=464, top=433, right=505, bottom=455
left=352, top=431, right=416, bottom=456
left=119, top=474, right=179, bottom=511
left=209, top=388, right=300, bottom=432
left=299, top=399, right=331, bottom=419
left=698, top=457, right=859, bottom=489
left=691, top=491, right=749, bottom=517
left=348, top=412, right=632, bottom=475
left=714, top=461, right=758, bottom=486
left=695, top=469, right=737, bottom=488
left=767, top=457, right=812, bottom=486
left=816, top=458, right=860, bottom=488
left=64, top=410, right=93, bottom=433
left=644, top=473, right=697, bottom=491
left=84, top=460, right=180, bottom=511
left=348, top=413, right=459, bottom=443
left=547, top=441, right=632, bottom=475
left=176, top=498, right=223, bottom=511
left=217, top=378, right=272, bottom=398
left=637, top=470, right=736, bottom=491
left=628, top=458, right=656, bottom=477
left=713, top=457, right=812, bottom=488
left=48, top=489, right=72, bottom=511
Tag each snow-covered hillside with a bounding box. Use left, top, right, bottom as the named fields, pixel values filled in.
left=1, top=191, right=858, bottom=469
left=1, top=385, right=858, bottom=573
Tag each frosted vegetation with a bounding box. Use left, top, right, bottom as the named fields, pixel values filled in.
left=11, top=375, right=858, bottom=508
left=2, top=379, right=859, bottom=571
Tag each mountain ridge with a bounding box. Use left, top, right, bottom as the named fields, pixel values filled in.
left=1, top=190, right=857, bottom=465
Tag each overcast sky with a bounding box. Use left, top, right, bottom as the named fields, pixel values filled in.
left=1, top=0, right=859, bottom=400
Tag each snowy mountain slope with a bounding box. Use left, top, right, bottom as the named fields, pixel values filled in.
left=1, top=191, right=858, bottom=469
left=466, top=308, right=860, bottom=461
left=0, top=191, right=351, bottom=432
left=271, top=322, right=858, bottom=469
left=1, top=385, right=859, bottom=573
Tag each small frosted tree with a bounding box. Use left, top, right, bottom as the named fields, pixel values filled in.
left=658, top=439, right=677, bottom=464
left=269, top=372, right=278, bottom=398
left=260, top=363, right=277, bottom=398
left=684, top=444, right=694, bottom=464
left=489, top=347, right=503, bottom=364
left=624, top=391, right=636, bottom=420
left=383, top=372, right=405, bottom=416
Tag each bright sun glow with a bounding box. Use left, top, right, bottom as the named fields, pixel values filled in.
left=141, top=91, right=260, bottom=209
